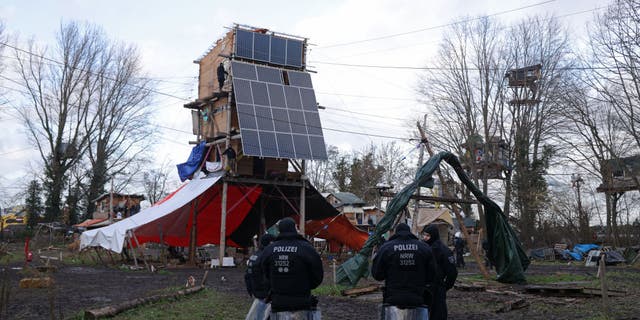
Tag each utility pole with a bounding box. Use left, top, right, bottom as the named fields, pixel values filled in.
left=412, top=114, right=427, bottom=233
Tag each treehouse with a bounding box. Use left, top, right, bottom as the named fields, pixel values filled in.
left=596, top=155, right=640, bottom=193
left=505, top=64, right=542, bottom=87
left=462, top=135, right=510, bottom=179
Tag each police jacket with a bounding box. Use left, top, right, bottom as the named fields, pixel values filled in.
left=454, top=237, right=465, bottom=252
left=371, top=227, right=436, bottom=308
left=245, top=248, right=269, bottom=299
left=424, top=225, right=458, bottom=290
left=261, top=231, right=323, bottom=312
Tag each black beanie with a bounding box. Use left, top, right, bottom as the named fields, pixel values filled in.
left=278, top=217, right=297, bottom=234
left=395, top=223, right=411, bottom=233
left=259, top=234, right=275, bottom=249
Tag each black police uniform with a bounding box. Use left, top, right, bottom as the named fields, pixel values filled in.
left=261, top=218, right=324, bottom=312
left=245, top=234, right=275, bottom=299
left=372, top=223, right=436, bottom=308
left=423, top=225, right=458, bottom=320
left=454, top=236, right=465, bottom=268
left=217, top=63, right=228, bottom=91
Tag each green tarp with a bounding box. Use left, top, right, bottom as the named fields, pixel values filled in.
left=336, top=151, right=529, bottom=285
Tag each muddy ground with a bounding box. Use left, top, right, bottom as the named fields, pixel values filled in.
left=3, top=255, right=640, bottom=319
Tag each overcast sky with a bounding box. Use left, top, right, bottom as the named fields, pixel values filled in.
left=0, top=0, right=605, bottom=203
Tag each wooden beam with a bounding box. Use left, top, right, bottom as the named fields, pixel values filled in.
left=380, top=191, right=478, bottom=204
left=219, top=182, right=228, bottom=267
left=299, top=160, right=306, bottom=235
left=224, top=176, right=303, bottom=187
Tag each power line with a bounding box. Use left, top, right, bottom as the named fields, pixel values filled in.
left=317, top=0, right=557, bottom=49
left=0, top=42, right=191, bottom=101
left=2, top=73, right=411, bottom=142
left=310, top=61, right=617, bottom=71
left=321, top=105, right=408, bottom=122
left=0, top=147, right=33, bottom=156
left=317, top=5, right=608, bottom=60
left=316, top=91, right=416, bottom=101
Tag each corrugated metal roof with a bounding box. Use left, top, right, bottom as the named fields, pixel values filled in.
left=334, top=192, right=366, bottom=205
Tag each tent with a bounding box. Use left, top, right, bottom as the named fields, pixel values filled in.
left=80, top=172, right=342, bottom=253
left=81, top=174, right=226, bottom=253
left=305, top=215, right=369, bottom=251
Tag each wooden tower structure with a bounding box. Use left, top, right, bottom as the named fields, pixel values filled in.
left=183, top=24, right=329, bottom=264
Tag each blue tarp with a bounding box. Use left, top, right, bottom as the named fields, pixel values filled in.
left=562, top=249, right=583, bottom=261
left=573, top=244, right=600, bottom=255
left=176, top=141, right=207, bottom=182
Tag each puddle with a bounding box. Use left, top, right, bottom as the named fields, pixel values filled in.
left=65, top=266, right=107, bottom=274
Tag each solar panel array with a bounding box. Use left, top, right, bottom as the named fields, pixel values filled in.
left=234, top=28, right=304, bottom=68
left=231, top=61, right=327, bottom=160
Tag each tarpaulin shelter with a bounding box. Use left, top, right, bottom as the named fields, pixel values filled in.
left=305, top=215, right=369, bottom=251
left=336, top=152, right=529, bottom=286
left=80, top=172, right=341, bottom=254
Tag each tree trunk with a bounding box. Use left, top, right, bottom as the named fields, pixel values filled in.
left=86, top=156, right=108, bottom=219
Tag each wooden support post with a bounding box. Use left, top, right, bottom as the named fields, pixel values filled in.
left=599, top=254, right=609, bottom=317
left=219, top=181, right=228, bottom=267
left=188, top=199, right=199, bottom=265
left=106, top=250, right=116, bottom=265
left=416, top=121, right=490, bottom=280
left=94, top=248, right=105, bottom=265
left=126, top=235, right=139, bottom=268
left=131, top=231, right=149, bottom=270
left=300, top=160, right=306, bottom=235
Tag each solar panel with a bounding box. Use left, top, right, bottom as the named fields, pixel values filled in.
left=236, top=104, right=257, bottom=130
left=257, top=66, right=282, bottom=84
left=250, top=81, right=269, bottom=106
left=231, top=61, right=257, bottom=80
left=268, top=84, right=286, bottom=108
left=270, top=36, right=286, bottom=65
left=286, top=39, right=303, bottom=67
left=253, top=33, right=270, bottom=62
left=276, top=133, right=296, bottom=158
left=234, top=28, right=304, bottom=68
left=287, top=71, right=312, bottom=88
left=233, top=79, right=253, bottom=104
left=231, top=61, right=327, bottom=160
left=284, top=86, right=302, bottom=109
left=235, top=29, right=254, bottom=60
left=300, top=88, right=317, bottom=111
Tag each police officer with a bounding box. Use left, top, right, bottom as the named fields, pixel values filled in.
left=245, top=234, right=275, bottom=320
left=454, top=232, right=465, bottom=268
left=261, top=217, right=323, bottom=317
left=422, top=225, right=458, bottom=320
left=372, top=223, right=436, bottom=319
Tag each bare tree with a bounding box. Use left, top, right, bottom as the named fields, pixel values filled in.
left=306, top=145, right=340, bottom=192
left=371, top=141, right=414, bottom=188
left=418, top=15, right=574, bottom=247
left=502, top=16, right=574, bottom=247
left=583, top=0, right=640, bottom=245
left=142, top=161, right=172, bottom=205
left=83, top=36, right=155, bottom=217
left=14, top=22, right=101, bottom=222
left=416, top=16, right=507, bottom=229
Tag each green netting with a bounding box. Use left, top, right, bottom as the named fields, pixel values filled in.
left=336, top=151, right=529, bottom=286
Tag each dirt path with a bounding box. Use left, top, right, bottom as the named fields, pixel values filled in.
left=4, top=261, right=640, bottom=319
